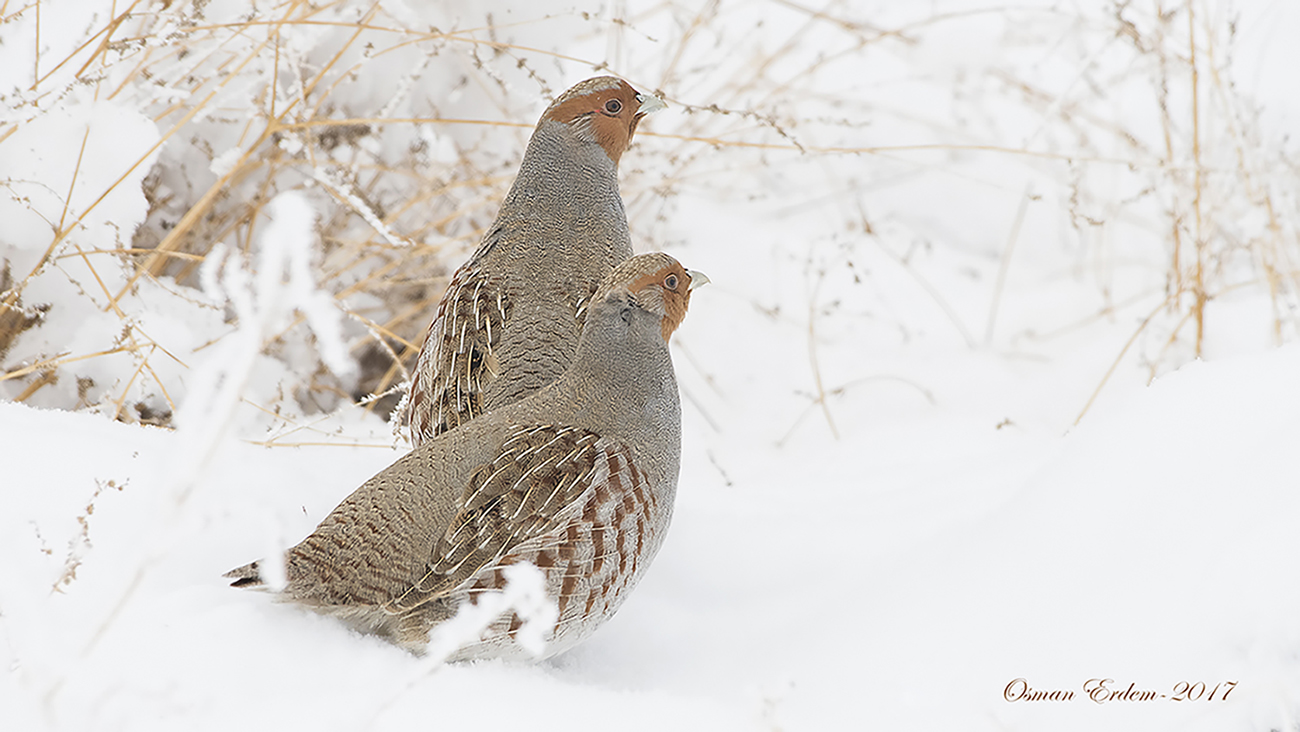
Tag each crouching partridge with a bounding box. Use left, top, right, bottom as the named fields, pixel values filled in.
left=227, top=253, right=707, bottom=660
left=403, top=77, right=667, bottom=445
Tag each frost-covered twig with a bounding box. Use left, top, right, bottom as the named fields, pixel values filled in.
left=424, top=563, right=557, bottom=661
left=308, top=162, right=412, bottom=250
left=364, top=563, right=558, bottom=729
left=377, top=51, right=433, bottom=120
left=175, top=191, right=354, bottom=490
left=74, top=191, right=354, bottom=659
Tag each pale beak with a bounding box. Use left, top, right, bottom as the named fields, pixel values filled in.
left=686, top=270, right=709, bottom=291
left=635, top=92, right=668, bottom=116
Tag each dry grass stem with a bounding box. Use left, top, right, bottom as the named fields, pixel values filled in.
left=0, top=0, right=1294, bottom=434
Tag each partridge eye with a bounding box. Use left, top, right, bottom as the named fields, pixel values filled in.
left=604, top=99, right=622, bottom=114
left=664, top=274, right=679, bottom=290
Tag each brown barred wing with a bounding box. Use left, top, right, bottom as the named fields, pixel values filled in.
left=403, top=262, right=510, bottom=444
left=387, top=425, right=604, bottom=610
left=536, top=436, right=660, bottom=638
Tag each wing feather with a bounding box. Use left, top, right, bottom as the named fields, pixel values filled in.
left=388, top=425, right=604, bottom=611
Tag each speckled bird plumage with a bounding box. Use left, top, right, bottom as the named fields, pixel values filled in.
left=226, top=253, right=705, bottom=660
left=402, top=77, right=666, bottom=445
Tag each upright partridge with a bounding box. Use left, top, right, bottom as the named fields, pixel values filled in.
left=227, top=253, right=707, bottom=660
left=403, top=77, right=667, bottom=445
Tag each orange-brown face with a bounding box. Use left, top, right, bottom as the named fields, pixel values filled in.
left=597, top=252, right=706, bottom=342
left=543, top=77, right=657, bottom=165
left=629, top=262, right=697, bottom=342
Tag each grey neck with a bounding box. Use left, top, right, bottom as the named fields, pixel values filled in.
left=551, top=297, right=679, bottom=442
left=481, top=119, right=628, bottom=256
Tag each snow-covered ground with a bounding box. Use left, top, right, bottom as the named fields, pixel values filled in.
left=3, top=1, right=1299, bottom=730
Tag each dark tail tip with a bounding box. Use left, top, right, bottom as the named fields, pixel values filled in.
left=223, top=561, right=265, bottom=588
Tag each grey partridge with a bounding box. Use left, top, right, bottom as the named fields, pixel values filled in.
left=227, top=253, right=706, bottom=660
left=403, top=77, right=667, bottom=445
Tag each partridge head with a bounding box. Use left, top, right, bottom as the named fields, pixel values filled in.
left=542, top=76, right=667, bottom=165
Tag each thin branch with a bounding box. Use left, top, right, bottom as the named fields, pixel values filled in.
left=984, top=184, right=1034, bottom=345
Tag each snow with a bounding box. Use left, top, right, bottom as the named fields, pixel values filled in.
left=3, top=0, right=1300, bottom=730
left=5, top=340, right=1299, bottom=730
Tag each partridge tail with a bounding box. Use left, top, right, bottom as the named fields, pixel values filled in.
left=223, top=560, right=265, bottom=588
